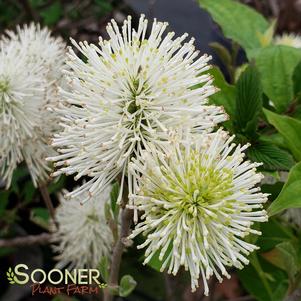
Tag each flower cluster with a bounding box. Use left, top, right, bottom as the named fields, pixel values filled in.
left=48, top=15, right=268, bottom=294
left=0, top=24, right=66, bottom=187
left=52, top=186, right=113, bottom=268
left=48, top=15, right=226, bottom=210
left=128, top=130, right=268, bottom=293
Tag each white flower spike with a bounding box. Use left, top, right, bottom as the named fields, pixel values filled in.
left=0, top=24, right=66, bottom=187
left=52, top=186, right=113, bottom=269
left=274, top=33, right=301, bottom=48
left=128, top=130, right=268, bottom=294
left=49, top=14, right=227, bottom=209
left=0, top=41, right=45, bottom=186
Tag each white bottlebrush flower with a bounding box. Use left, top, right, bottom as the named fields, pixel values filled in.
left=0, top=24, right=67, bottom=187
left=52, top=186, right=113, bottom=269
left=274, top=33, right=301, bottom=48
left=128, top=130, right=268, bottom=294
left=49, top=14, right=227, bottom=208
left=0, top=41, right=45, bottom=186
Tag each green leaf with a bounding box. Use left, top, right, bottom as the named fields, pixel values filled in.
left=119, top=275, right=137, bottom=297
left=268, top=162, right=301, bottom=216
left=235, top=64, right=262, bottom=137
left=264, top=109, right=301, bottom=161
left=261, top=133, right=288, bottom=150
left=238, top=254, right=288, bottom=301
left=110, top=182, right=119, bottom=218
left=48, top=175, right=67, bottom=194
left=257, top=19, right=276, bottom=47
left=207, top=66, right=236, bottom=118
left=22, top=181, right=36, bottom=204
left=293, top=61, right=301, bottom=99
left=98, top=256, right=109, bottom=282
left=41, top=1, right=62, bottom=26
left=262, top=241, right=300, bottom=281
left=257, top=218, right=294, bottom=252
left=146, top=242, right=173, bottom=272
left=30, top=0, right=48, bottom=7
left=252, top=46, right=301, bottom=112
left=199, top=0, right=269, bottom=51
left=209, top=42, right=232, bottom=67
left=247, top=141, right=295, bottom=171
left=30, top=207, right=50, bottom=230
left=94, top=0, right=113, bottom=17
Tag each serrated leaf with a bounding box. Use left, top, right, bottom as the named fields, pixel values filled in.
left=264, top=109, right=301, bottom=161
left=252, top=46, right=301, bottom=112
left=235, top=64, right=262, bottom=137
left=247, top=141, right=295, bottom=171
left=207, top=66, right=236, bottom=121
left=268, top=162, right=301, bottom=216
left=98, top=256, right=109, bottom=282
left=110, top=182, right=119, bottom=217
left=199, top=0, right=269, bottom=52
left=119, top=275, right=137, bottom=297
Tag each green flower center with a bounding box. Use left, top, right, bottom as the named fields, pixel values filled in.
left=0, top=77, right=9, bottom=94
left=145, top=151, right=236, bottom=220
left=86, top=212, right=100, bottom=223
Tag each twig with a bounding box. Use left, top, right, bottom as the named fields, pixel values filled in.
left=19, top=0, right=39, bottom=21
left=39, top=183, right=57, bottom=228
left=0, top=233, right=51, bottom=248
left=103, top=201, right=133, bottom=301
left=228, top=296, right=254, bottom=301
left=285, top=288, right=301, bottom=301
left=267, top=0, right=280, bottom=16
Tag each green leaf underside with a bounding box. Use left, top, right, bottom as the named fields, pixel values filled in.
left=119, top=275, right=137, bottom=297
left=268, top=162, right=301, bottom=216
left=264, top=109, right=301, bottom=161
left=235, top=64, right=262, bottom=137
left=199, top=0, right=269, bottom=51
left=252, top=46, right=301, bottom=112
left=207, top=66, right=236, bottom=119
left=247, top=141, right=295, bottom=171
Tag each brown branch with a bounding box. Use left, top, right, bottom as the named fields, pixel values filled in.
left=19, top=0, right=39, bottom=21
left=228, top=296, right=255, bottom=301
left=267, top=0, right=280, bottom=16
left=39, top=183, right=57, bottom=228
left=103, top=200, right=133, bottom=301
left=0, top=233, right=51, bottom=248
